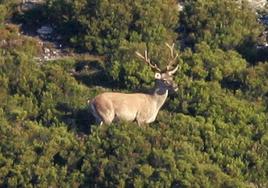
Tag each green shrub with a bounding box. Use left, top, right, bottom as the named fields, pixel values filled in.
left=181, top=0, right=264, bottom=58
left=0, top=0, right=268, bottom=187
left=46, top=0, right=179, bottom=54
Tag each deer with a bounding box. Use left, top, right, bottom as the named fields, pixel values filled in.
left=88, top=43, right=179, bottom=126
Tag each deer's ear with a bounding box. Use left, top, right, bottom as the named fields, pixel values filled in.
left=155, top=73, right=161, bottom=79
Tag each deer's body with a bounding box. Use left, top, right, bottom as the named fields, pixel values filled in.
left=89, top=89, right=168, bottom=125
left=88, top=43, right=179, bottom=125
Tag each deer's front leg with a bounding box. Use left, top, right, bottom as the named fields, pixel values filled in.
left=137, top=120, right=145, bottom=127
left=136, top=112, right=147, bottom=127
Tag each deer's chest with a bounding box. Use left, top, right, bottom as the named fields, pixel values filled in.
left=146, top=111, right=159, bottom=123
left=136, top=102, right=159, bottom=123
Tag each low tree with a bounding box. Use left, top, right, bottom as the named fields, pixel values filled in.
left=46, top=0, right=179, bottom=54
left=180, top=0, right=264, bottom=54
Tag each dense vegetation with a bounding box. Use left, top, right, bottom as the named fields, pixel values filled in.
left=0, top=0, right=268, bottom=187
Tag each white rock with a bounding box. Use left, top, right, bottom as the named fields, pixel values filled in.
left=44, top=48, right=50, bottom=54
left=37, top=26, right=53, bottom=35
left=52, top=50, right=58, bottom=55
left=0, top=40, right=7, bottom=46
left=178, top=3, right=184, bottom=11
left=56, top=36, right=62, bottom=40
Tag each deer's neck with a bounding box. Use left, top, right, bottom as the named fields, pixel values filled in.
left=152, top=87, right=168, bottom=110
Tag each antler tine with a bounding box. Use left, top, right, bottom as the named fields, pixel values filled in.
left=165, top=43, right=174, bottom=57
left=135, top=51, right=162, bottom=72
left=165, top=42, right=179, bottom=71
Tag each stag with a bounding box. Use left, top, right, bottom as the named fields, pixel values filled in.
left=88, top=43, right=179, bottom=125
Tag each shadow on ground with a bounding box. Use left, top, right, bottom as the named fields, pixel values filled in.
left=57, top=104, right=95, bottom=135
left=73, top=60, right=116, bottom=89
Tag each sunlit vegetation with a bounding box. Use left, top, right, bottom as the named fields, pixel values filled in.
left=0, top=0, right=268, bottom=187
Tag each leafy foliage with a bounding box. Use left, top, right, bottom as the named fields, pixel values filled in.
left=181, top=0, right=264, bottom=60
left=45, top=0, right=178, bottom=54
left=0, top=0, right=268, bottom=187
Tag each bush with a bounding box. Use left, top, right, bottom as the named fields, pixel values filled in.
left=181, top=43, right=247, bottom=82
left=0, top=0, right=268, bottom=187
left=181, top=0, right=264, bottom=53
left=46, top=0, right=179, bottom=54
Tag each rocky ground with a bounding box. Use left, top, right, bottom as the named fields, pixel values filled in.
left=29, top=24, right=69, bottom=62
left=18, top=0, right=102, bottom=63
left=247, top=0, right=267, bottom=10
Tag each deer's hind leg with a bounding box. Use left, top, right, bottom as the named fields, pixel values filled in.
left=94, top=101, right=115, bottom=125
left=98, top=110, right=114, bottom=125
left=89, top=102, right=103, bottom=125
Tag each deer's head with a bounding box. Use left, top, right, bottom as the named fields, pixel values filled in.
left=136, top=43, right=179, bottom=93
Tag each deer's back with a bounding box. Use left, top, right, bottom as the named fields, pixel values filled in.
left=92, top=92, right=155, bottom=122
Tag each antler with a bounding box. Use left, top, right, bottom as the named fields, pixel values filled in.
left=135, top=50, right=162, bottom=72
left=135, top=43, right=179, bottom=74
left=165, top=43, right=179, bottom=71
left=165, top=43, right=179, bottom=75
